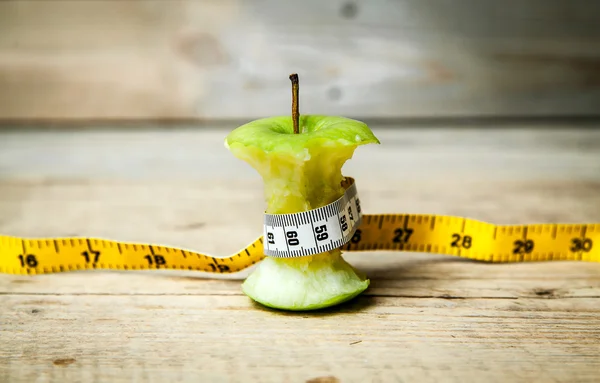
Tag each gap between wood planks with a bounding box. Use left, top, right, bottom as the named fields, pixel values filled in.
left=2, top=292, right=598, bottom=298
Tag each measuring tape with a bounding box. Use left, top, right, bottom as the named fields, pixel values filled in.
left=0, top=177, right=599, bottom=276
left=263, top=177, right=361, bottom=257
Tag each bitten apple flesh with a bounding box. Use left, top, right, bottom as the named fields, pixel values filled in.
left=225, top=115, right=380, bottom=310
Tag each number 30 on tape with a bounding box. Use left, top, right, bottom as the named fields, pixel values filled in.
left=0, top=177, right=599, bottom=275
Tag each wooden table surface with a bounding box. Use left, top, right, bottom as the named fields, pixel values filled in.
left=1, top=124, right=599, bottom=382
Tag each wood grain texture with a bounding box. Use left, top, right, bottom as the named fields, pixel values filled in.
left=2, top=295, right=599, bottom=382
left=1, top=125, right=600, bottom=382
left=1, top=0, right=599, bottom=121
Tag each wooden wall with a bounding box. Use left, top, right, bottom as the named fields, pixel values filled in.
left=0, top=0, right=599, bottom=122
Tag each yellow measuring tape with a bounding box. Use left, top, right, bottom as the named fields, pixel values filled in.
left=1, top=214, right=598, bottom=275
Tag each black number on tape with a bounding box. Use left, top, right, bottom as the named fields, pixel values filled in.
left=451, top=234, right=472, bottom=249
left=286, top=231, right=300, bottom=246
left=513, top=239, right=534, bottom=255
left=145, top=254, right=166, bottom=267
left=210, top=263, right=230, bottom=272
left=351, top=229, right=361, bottom=244
left=18, top=254, right=38, bottom=268
left=340, top=216, right=348, bottom=232
left=267, top=232, right=275, bottom=244
left=356, top=198, right=361, bottom=214
left=81, top=250, right=101, bottom=264
left=315, top=225, right=329, bottom=241
left=348, top=206, right=354, bottom=221
left=570, top=238, right=593, bottom=252
left=393, top=228, right=413, bottom=244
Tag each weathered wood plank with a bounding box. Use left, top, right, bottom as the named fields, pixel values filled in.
left=0, top=0, right=599, bottom=121
left=1, top=126, right=599, bottom=253
left=1, top=294, right=599, bottom=383
left=2, top=261, right=599, bottom=298
left=1, top=126, right=600, bottom=182
left=1, top=126, right=599, bottom=382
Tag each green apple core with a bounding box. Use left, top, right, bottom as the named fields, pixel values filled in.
left=225, top=115, right=380, bottom=310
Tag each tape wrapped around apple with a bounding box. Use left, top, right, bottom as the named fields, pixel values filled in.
left=225, top=74, right=380, bottom=311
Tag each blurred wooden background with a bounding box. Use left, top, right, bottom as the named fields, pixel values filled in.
left=0, top=0, right=599, bottom=123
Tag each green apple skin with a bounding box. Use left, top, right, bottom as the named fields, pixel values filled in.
left=225, top=115, right=380, bottom=311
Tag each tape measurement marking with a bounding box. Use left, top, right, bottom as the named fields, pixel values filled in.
left=1, top=219, right=598, bottom=276
left=1, top=178, right=599, bottom=276
left=262, top=178, right=361, bottom=258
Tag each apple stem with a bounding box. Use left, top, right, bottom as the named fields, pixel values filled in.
left=289, top=73, right=300, bottom=134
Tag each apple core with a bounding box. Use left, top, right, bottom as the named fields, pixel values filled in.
left=224, top=75, right=380, bottom=310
